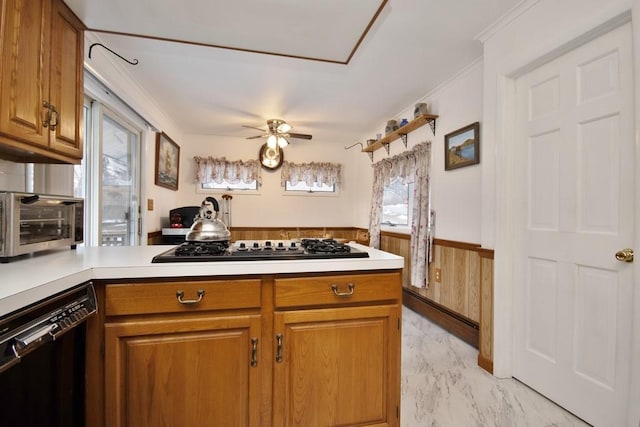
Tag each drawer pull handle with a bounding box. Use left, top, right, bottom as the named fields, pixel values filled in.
left=331, top=283, right=355, bottom=297
left=176, top=289, right=205, bottom=305
left=250, top=338, right=258, bottom=367
left=275, top=333, right=283, bottom=363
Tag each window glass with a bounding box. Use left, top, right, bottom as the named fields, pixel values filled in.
left=200, top=181, right=258, bottom=191
left=382, top=177, right=412, bottom=226
left=284, top=181, right=335, bottom=193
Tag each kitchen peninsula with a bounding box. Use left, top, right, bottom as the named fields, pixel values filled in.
left=0, top=243, right=403, bottom=427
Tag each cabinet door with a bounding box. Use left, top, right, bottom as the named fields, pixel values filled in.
left=48, top=0, right=83, bottom=158
left=0, top=0, right=50, bottom=148
left=105, top=314, right=262, bottom=427
left=273, top=305, right=401, bottom=427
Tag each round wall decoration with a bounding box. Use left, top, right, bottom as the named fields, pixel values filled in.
left=259, top=143, right=284, bottom=170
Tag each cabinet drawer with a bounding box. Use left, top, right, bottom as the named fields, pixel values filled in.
left=105, top=279, right=261, bottom=316
left=274, top=272, right=401, bottom=308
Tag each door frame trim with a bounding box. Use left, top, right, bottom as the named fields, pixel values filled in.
left=491, top=7, right=638, bottom=424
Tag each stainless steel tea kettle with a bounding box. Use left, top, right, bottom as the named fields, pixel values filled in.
left=186, top=197, right=231, bottom=242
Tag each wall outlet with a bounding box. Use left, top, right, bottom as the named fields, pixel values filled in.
left=147, top=199, right=154, bottom=211
left=434, top=268, right=441, bottom=282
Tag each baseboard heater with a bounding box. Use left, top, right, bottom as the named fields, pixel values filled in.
left=402, top=287, right=479, bottom=349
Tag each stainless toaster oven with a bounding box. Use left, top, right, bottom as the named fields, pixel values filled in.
left=0, top=192, right=84, bottom=262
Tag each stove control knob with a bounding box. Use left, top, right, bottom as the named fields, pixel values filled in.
left=277, top=242, right=284, bottom=248
left=265, top=241, right=272, bottom=247
left=289, top=242, right=298, bottom=250
left=238, top=242, right=246, bottom=249
left=252, top=242, right=260, bottom=249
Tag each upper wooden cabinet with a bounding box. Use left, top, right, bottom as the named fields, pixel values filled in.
left=0, top=0, right=84, bottom=163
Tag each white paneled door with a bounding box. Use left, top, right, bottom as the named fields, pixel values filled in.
left=512, top=23, right=634, bottom=427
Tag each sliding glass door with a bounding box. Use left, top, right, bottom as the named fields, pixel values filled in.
left=78, top=98, right=142, bottom=246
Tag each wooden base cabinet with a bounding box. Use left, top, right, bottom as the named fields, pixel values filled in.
left=273, top=306, right=401, bottom=427
left=105, top=315, right=262, bottom=427
left=94, top=271, right=402, bottom=427
left=102, top=279, right=263, bottom=427
left=272, top=272, right=402, bottom=427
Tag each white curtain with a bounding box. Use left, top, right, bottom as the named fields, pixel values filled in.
left=368, top=141, right=433, bottom=288
left=280, top=161, right=341, bottom=187
left=194, top=156, right=262, bottom=185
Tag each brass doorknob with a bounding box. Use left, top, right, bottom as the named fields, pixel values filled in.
left=615, top=248, right=634, bottom=263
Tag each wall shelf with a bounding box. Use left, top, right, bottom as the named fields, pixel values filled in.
left=362, top=114, right=438, bottom=156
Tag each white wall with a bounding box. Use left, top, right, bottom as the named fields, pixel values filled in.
left=177, top=134, right=359, bottom=227
left=0, top=160, right=26, bottom=191
left=351, top=59, right=485, bottom=243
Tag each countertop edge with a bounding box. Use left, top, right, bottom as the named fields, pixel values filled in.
left=0, top=244, right=403, bottom=317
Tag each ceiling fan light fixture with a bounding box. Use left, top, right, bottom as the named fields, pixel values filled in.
left=277, top=136, right=289, bottom=148
left=277, top=122, right=292, bottom=133
left=267, top=134, right=278, bottom=149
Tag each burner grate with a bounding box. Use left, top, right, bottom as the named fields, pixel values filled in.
left=174, top=241, right=229, bottom=256
left=301, top=238, right=352, bottom=254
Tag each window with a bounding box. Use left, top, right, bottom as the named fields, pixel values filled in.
left=194, top=156, right=261, bottom=194
left=284, top=181, right=335, bottom=193
left=382, top=176, right=413, bottom=226
left=281, top=161, right=341, bottom=195
left=200, top=180, right=258, bottom=192
left=79, top=70, right=146, bottom=247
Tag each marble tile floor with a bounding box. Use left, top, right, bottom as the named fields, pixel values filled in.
left=401, top=306, right=591, bottom=427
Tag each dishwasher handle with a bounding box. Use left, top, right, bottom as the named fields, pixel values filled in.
left=13, top=323, right=57, bottom=355
left=0, top=323, right=57, bottom=374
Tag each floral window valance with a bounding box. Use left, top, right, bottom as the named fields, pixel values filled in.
left=280, top=161, right=341, bottom=187
left=194, top=156, right=262, bottom=185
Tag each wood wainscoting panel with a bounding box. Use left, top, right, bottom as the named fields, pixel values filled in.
left=230, top=227, right=356, bottom=242
left=147, top=230, right=163, bottom=245
left=478, top=249, right=495, bottom=373
left=380, top=232, right=494, bottom=372
left=467, top=251, right=481, bottom=322
left=380, top=233, right=411, bottom=287
left=428, top=245, right=481, bottom=323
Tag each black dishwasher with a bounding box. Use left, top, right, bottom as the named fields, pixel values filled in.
left=0, top=282, right=97, bottom=427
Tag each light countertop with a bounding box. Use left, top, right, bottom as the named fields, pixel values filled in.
left=0, top=243, right=403, bottom=317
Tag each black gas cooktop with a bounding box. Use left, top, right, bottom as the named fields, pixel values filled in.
left=151, top=239, right=370, bottom=263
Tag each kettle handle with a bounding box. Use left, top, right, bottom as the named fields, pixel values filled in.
left=204, top=197, right=219, bottom=212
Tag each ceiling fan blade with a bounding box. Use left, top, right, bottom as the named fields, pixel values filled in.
left=288, top=133, right=312, bottom=140
left=242, top=125, right=266, bottom=132
left=245, top=135, right=264, bottom=140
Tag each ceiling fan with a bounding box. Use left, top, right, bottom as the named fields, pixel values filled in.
left=243, top=119, right=312, bottom=148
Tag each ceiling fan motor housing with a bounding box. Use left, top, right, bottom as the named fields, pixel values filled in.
left=268, top=119, right=290, bottom=133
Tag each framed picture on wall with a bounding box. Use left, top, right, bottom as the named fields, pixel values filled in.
left=444, top=122, right=480, bottom=171
left=155, top=132, right=180, bottom=190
